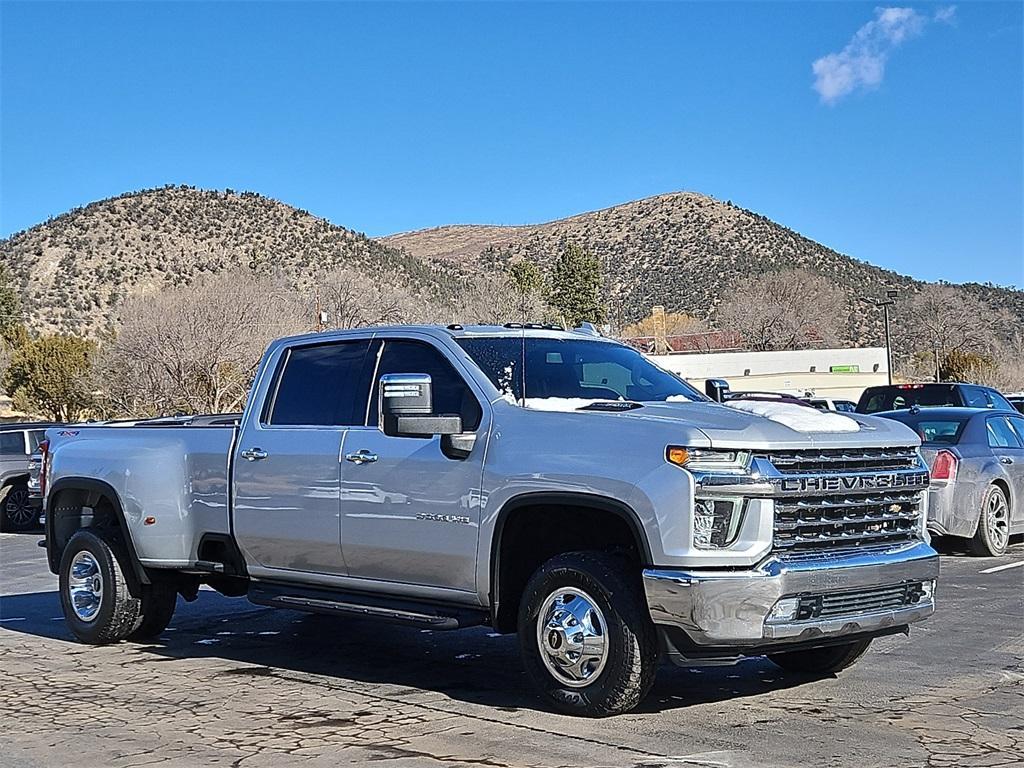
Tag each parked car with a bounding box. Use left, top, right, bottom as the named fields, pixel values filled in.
left=806, top=397, right=857, bottom=413
left=1008, top=394, right=1024, bottom=414
left=1, top=422, right=58, bottom=531
left=857, top=383, right=1016, bottom=414
left=874, top=407, right=1024, bottom=556
left=40, top=324, right=937, bottom=716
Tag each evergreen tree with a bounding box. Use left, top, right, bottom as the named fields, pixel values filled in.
left=546, top=243, right=605, bottom=328
left=0, top=265, right=20, bottom=338
left=2, top=335, right=97, bottom=420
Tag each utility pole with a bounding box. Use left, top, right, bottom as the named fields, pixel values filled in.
left=859, top=290, right=899, bottom=385
left=313, top=287, right=326, bottom=332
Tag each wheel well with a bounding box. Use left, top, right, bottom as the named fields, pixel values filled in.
left=47, top=485, right=149, bottom=586
left=992, top=479, right=1012, bottom=509
left=2, top=473, right=29, bottom=489
left=991, top=481, right=1007, bottom=505
left=490, top=500, right=646, bottom=633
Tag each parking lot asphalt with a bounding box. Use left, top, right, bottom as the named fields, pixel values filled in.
left=1, top=532, right=1021, bottom=768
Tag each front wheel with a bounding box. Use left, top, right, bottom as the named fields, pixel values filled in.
left=768, top=638, right=872, bottom=675
left=518, top=551, right=657, bottom=717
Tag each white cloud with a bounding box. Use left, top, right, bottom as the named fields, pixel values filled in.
left=812, top=6, right=954, bottom=105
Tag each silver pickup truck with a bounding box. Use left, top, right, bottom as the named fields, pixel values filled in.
left=39, top=324, right=938, bottom=716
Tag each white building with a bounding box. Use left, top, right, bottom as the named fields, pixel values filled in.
left=649, top=347, right=889, bottom=402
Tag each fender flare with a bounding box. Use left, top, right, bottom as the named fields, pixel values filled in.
left=487, top=491, right=652, bottom=624
left=46, top=476, right=150, bottom=585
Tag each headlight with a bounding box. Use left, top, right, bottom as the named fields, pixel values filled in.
left=693, top=497, right=746, bottom=548
left=667, top=447, right=751, bottom=473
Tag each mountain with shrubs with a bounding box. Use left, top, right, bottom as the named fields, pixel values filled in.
left=384, top=192, right=1024, bottom=345
left=2, top=186, right=1021, bottom=346
left=0, top=186, right=463, bottom=337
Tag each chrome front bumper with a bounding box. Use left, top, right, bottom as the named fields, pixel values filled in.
left=643, top=540, right=938, bottom=646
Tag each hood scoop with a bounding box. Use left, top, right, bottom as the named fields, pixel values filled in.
left=577, top=401, right=644, bottom=412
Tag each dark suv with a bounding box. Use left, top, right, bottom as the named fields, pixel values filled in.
left=0, top=422, right=57, bottom=531
left=857, top=383, right=1016, bottom=414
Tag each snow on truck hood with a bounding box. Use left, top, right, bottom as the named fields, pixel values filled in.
left=503, top=395, right=919, bottom=449
left=723, top=400, right=860, bottom=433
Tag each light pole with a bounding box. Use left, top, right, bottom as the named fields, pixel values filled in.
left=860, top=290, right=899, bottom=385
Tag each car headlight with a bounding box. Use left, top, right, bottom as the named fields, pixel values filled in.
left=693, top=497, right=746, bottom=548
left=667, top=447, right=751, bottom=473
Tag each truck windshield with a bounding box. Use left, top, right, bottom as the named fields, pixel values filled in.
left=455, top=336, right=705, bottom=404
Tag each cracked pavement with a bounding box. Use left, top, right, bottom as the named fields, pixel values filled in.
left=1, top=533, right=1021, bottom=767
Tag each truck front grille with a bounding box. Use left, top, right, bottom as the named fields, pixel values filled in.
left=795, top=581, right=928, bottom=621
left=773, top=492, right=922, bottom=551
left=761, top=448, right=919, bottom=475
left=760, top=448, right=926, bottom=553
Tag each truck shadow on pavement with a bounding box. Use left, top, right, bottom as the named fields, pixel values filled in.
left=1, top=589, right=826, bottom=715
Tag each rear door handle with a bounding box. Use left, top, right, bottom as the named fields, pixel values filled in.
left=241, top=447, right=269, bottom=461
left=345, top=450, right=379, bottom=465
left=999, top=456, right=1014, bottom=465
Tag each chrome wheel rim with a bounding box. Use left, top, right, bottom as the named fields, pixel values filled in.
left=536, top=587, right=608, bottom=688
left=68, top=551, right=103, bottom=622
left=4, top=488, right=33, bottom=526
left=987, top=490, right=1009, bottom=550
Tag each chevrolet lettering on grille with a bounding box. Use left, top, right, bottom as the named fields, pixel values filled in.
left=778, top=472, right=929, bottom=494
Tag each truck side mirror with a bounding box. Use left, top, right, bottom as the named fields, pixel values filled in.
left=379, top=373, right=463, bottom=437
left=705, top=378, right=731, bottom=402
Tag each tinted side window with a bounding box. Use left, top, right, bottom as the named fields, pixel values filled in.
left=987, top=417, right=1023, bottom=449
left=0, top=432, right=25, bottom=455
left=986, top=389, right=1015, bottom=412
left=27, top=431, right=46, bottom=451
left=267, top=341, right=371, bottom=426
left=368, top=340, right=481, bottom=430
left=963, top=386, right=988, bottom=407
left=1010, top=417, right=1024, bottom=444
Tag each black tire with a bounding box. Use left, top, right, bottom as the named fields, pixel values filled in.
left=58, top=530, right=142, bottom=644
left=128, top=587, right=178, bottom=641
left=518, top=551, right=657, bottom=717
left=1, top=482, right=39, bottom=532
left=768, top=638, right=872, bottom=675
left=968, top=485, right=1010, bottom=557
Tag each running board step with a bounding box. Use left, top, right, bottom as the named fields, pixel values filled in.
left=247, top=582, right=485, bottom=630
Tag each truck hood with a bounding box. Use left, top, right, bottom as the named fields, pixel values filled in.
left=516, top=398, right=920, bottom=451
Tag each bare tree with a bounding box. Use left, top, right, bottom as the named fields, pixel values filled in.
left=716, top=269, right=848, bottom=351
left=96, top=271, right=307, bottom=416
left=451, top=272, right=549, bottom=326
left=899, top=285, right=1006, bottom=381
left=317, top=267, right=427, bottom=329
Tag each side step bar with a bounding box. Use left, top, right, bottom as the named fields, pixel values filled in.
left=247, top=582, right=486, bottom=630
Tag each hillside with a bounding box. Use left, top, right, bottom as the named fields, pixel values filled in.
left=3, top=187, right=1020, bottom=346
left=0, top=186, right=460, bottom=337
left=384, top=192, right=1024, bottom=344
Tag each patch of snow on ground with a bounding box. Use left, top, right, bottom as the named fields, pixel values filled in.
left=725, top=400, right=860, bottom=433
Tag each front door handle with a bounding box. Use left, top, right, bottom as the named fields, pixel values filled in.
left=345, top=450, right=379, bottom=465
left=241, top=447, right=268, bottom=461
left=999, top=456, right=1014, bottom=465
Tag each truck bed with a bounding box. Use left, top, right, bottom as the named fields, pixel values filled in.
left=46, top=422, right=238, bottom=568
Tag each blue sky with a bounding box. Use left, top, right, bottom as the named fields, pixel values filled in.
left=2, top=1, right=1021, bottom=287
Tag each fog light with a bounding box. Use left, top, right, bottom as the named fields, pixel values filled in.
left=920, top=580, right=935, bottom=601
left=692, top=497, right=745, bottom=549
left=767, top=597, right=801, bottom=623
